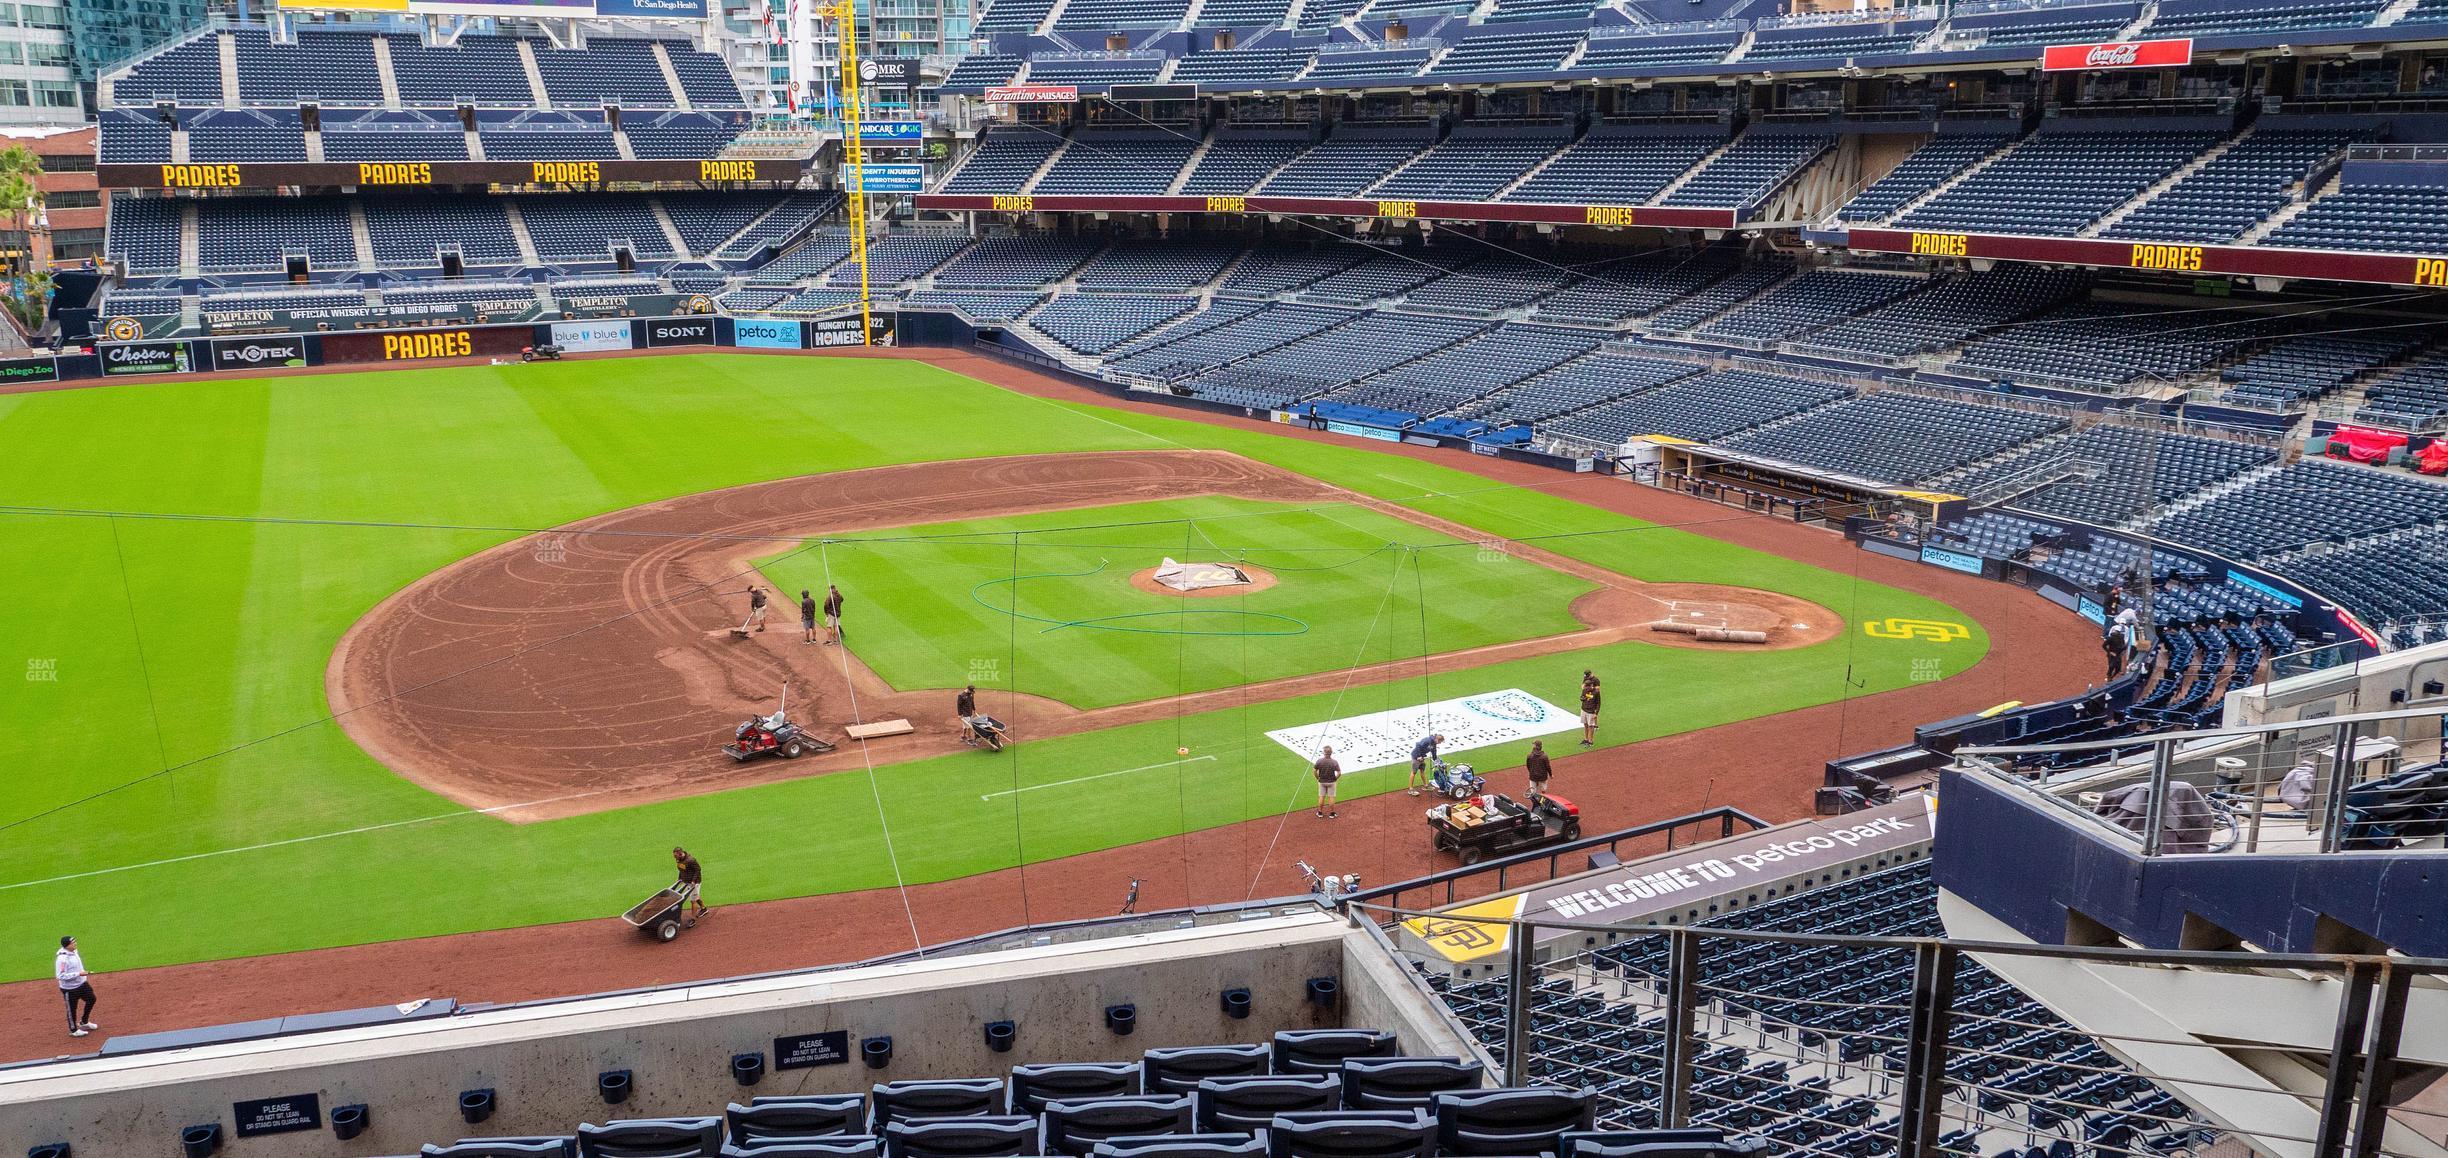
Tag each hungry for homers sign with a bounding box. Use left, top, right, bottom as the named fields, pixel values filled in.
left=1266, top=689, right=1579, bottom=772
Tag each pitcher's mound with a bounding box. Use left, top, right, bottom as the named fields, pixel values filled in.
left=1129, top=562, right=1279, bottom=598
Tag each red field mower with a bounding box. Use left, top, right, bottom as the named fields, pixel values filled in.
left=721, top=682, right=837, bottom=762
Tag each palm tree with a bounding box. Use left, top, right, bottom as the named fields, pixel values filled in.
left=0, top=145, right=45, bottom=331
left=0, top=144, right=43, bottom=277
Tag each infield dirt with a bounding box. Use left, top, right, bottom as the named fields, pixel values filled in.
left=330, top=449, right=1837, bottom=820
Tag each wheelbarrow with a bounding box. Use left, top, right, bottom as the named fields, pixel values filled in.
left=621, top=886, right=700, bottom=943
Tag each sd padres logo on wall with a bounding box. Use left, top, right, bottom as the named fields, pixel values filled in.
left=685, top=295, right=714, bottom=315
left=104, top=317, right=145, bottom=343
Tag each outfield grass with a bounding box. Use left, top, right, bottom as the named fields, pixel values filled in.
left=767, top=497, right=1597, bottom=710
left=0, top=355, right=1988, bottom=980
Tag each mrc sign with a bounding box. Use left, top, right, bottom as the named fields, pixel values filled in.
left=2041, top=37, right=2192, bottom=71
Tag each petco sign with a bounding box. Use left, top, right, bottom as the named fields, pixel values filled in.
left=2041, top=37, right=2191, bottom=71
left=1267, top=688, right=1580, bottom=772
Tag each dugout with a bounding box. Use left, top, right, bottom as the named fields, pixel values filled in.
left=1633, top=438, right=1967, bottom=527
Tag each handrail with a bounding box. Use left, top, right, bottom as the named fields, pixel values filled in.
left=1956, top=700, right=2448, bottom=757
left=1342, top=900, right=2448, bottom=972
left=1342, top=806, right=1769, bottom=910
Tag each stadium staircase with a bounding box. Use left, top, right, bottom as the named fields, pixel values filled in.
left=2082, top=129, right=2252, bottom=238
left=371, top=35, right=403, bottom=106
left=217, top=33, right=240, bottom=105
left=178, top=204, right=200, bottom=278
left=1645, top=134, right=1754, bottom=206
left=2374, top=0, right=2425, bottom=24
left=517, top=40, right=555, bottom=109
left=349, top=204, right=378, bottom=272
left=503, top=202, right=545, bottom=267
left=650, top=202, right=692, bottom=258
left=650, top=42, right=695, bottom=111
left=2240, top=172, right=2341, bottom=243
left=1868, top=140, right=2018, bottom=226
left=2114, top=0, right=2158, bottom=38
left=2129, top=461, right=2287, bottom=529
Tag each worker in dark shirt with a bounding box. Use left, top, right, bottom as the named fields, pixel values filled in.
left=671, top=847, right=707, bottom=927
left=1408, top=732, right=1443, bottom=797
left=1579, top=675, right=1601, bottom=747
left=822, top=584, right=845, bottom=645
left=1524, top=740, right=1553, bottom=801
left=799, top=589, right=819, bottom=645
left=1313, top=744, right=1342, bottom=819
left=956, top=684, right=978, bottom=741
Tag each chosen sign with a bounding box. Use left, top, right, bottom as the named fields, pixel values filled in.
left=774, top=1029, right=851, bottom=1070
left=233, top=1093, right=322, bottom=1138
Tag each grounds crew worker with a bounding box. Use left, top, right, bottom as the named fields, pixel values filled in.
left=56, top=936, right=97, bottom=1038
left=823, top=584, right=845, bottom=645
left=671, top=847, right=708, bottom=928
left=1313, top=744, right=1342, bottom=819
left=956, top=684, right=978, bottom=741
left=1525, top=740, right=1553, bottom=802
left=1579, top=673, right=1602, bottom=747
left=1407, top=733, right=1444, bottom=797
left=740, top=587, right=768, bottom=634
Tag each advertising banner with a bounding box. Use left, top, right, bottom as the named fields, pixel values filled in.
left=594, top=0, right=707, bottom=16
left=211, top=336, right=309, bottom=371
left=1265, top=688, right=1580, bottom=772
left=859, top=121, right=925, bottom=147
left=858, top=59, right=918, bottom=87
left=2040, top=38, right=2193, bottom=71
left=100, top=341, right=192, bottom=376
left=806, top=314, right=894, bottom=347
left=550, top=320, right=636, bottom=352
left=0, top=356, right=60, bottom=386
left=844, top=164, right=926, bottom=193
left=1918, top=544, right=1988, bottom=576
left=732, top=318, right=805, bottom=350
left=321, top=327, right=530, bottom=364
left=984, top=85, right=1078, bottom=104
left=643, top=317, right=716, bottom=347
left=103, top=157, right=800, bottom=190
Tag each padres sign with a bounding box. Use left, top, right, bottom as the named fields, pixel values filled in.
left=103, top=316, right=146, bottom=343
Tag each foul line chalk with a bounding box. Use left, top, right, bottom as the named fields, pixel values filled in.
left=979, top=755, right=1216, bottom=801
left=0, top=786, right=634, bottom=893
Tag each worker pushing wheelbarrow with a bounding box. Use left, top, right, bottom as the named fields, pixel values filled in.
left=621, top=847, right=712, bottom=943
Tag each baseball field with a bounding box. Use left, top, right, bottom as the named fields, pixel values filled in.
left=0, top=352, right=1992, bottom=983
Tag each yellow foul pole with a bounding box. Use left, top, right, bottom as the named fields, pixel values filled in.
left=833, top=0, right=873, bottom=346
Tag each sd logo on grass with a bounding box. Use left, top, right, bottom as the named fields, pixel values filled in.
left=1863, top=617, right=1970, bottom=643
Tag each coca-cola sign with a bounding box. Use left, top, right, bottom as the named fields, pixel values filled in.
left=2042, top=37, right=2192, bottom=71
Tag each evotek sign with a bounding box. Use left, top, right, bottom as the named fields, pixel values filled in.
left=2041, top=37, right=2191, bottom=71
left=212, top=337, right=308, bottom=370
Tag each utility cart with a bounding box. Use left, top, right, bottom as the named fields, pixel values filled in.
left=1427, top=793, right=1581, bottom=865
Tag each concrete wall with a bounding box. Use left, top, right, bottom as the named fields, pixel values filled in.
left=0, top=913, right=1375, bottom=1158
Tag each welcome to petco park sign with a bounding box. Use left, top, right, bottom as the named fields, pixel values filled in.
left=1400, top=797, right=1934, bottom=964
left=1266, top=688, right=1579, bottom=772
